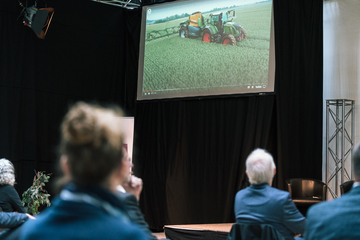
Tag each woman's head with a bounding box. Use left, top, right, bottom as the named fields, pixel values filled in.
left=59, top=102, right=125, bottom=186
left=0, top=158, right=15, bottom=186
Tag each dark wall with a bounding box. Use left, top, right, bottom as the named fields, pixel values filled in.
left=0, top=0, right=131, bottom=195
left=0, top=0, right=322, bottom=230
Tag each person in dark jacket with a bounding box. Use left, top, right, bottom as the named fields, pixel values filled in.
left=116, top=150, right=158, bottom=240
left=304, top=142, right=360, bottom=240
left=0, top=212, right=31, bottom=228
left=234, top=149, right=306, bottom=240
left=19, top=102, right=147, bottom=240
left=0, top=212, right=34, bottom=240
left=0, top=159, right=26, bottom=213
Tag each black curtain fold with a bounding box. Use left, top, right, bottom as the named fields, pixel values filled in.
left=0, top=0, right=129, bottom=195
left=1, top=0, right=322, bottom=231
left=136, top=96, right=277, bottom=227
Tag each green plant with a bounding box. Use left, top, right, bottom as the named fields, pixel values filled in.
left=22, top=171, right=51, bottom=215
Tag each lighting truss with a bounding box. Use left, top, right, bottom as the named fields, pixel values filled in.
left=92, top=0, right=141, bottom=9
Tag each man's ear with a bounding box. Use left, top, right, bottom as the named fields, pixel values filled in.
left=245, top=170, right=249, bottom=179
left=273, top=167, right=277, bottom=176
left=60, top=155, right=71, bottom=179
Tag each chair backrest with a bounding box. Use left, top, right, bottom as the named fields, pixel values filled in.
left=227, top=223, right=285, bottom=240
left=286, top=178, right=327, bottom=201
left=340, top=180, right=354, bottom=195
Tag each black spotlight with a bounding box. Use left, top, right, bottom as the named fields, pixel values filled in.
left=19, top=1, right=54, bottom=39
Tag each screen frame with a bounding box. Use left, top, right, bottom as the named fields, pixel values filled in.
left=137, top=0, right=276, bottom=101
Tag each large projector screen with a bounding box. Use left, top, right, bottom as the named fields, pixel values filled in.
left=137, top=0, right=275, bottom=100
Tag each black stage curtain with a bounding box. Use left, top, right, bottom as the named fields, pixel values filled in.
left=0, top=0, right=322, bottom=231
left=0, top=0, right=131, bottom=195
left=135, top=0, right=323, bottom=229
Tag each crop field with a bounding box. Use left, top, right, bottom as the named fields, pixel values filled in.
left=141, top=1, right=272, bottom=94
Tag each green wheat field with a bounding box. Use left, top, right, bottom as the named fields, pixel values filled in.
left=141, top=1, right=272, bottom=94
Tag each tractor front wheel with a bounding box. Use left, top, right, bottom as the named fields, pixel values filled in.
left=179, top=27, right=189, bottom=38
left=202, top=29, right=212, bottom=43
left=221, top=34, right=236, bottom=46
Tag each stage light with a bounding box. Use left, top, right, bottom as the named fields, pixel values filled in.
left=19, top=1, right=54, bottom=39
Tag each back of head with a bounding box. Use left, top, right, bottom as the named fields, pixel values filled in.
left=246, top=149, right=275, bottom=185
left=0, top=158, right=15, bottom=185
left=60, top=102, right=125, bottom=186
left=353, top=143, right=360, bottom=180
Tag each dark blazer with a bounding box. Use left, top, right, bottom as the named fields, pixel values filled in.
left=19, top=184, right=147, bottom=240
left=304, top=185, right=360, bottom=240
left=118, top=192, right=157, bottom=240
left=0, top=185, right=26, bottom=213
left=0, top=212, right=28, bottom=228
left=0, top=212, right=29, bottom=240
left=234, top=183, right=306, bottom=240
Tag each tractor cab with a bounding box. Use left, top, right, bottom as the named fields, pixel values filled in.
left=209, top=12, right=224, bottom=33
left=210, top=10, right=235, bottom=25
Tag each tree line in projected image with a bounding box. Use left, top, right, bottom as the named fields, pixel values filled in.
left=139, top=1, right=273, bottom=100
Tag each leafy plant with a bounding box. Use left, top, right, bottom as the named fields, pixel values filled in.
left=22, top=171, right=51, bottom=215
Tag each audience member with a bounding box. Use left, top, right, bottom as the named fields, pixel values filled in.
left=234, top=149, right=306, bottom=240
left=0, top=159, right=26, bottom=213
left=0, top=212, right=33, bottom=229
left=116, top=150, right=158, bottom=240
left=0, top=212, right=34, bottom=240
left=19, top=102, right=147, bottom=240
left=304, top=142, right=360, bottom=239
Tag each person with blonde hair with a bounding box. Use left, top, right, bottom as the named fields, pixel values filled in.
left=0, top=158, right=26, bottom=213
left=20, top=102, right=147, bottom=240
left=233, top=149, right=306, bottom=240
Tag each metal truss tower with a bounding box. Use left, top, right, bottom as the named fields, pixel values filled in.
left=326, top=99, right=355, bottom=199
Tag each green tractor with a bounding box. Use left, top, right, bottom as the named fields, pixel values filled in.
left=179, top=10, right=247, bottom=46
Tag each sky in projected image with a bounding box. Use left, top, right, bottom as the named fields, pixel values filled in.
left=147, top=0, right=268, bottom=21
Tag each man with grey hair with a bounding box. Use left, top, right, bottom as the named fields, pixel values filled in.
left=304, top=142, right=360, bottom=239
left=234, top=149, right=306, bottom=240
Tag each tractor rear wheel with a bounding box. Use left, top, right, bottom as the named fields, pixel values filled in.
left=202, top=29, right=213, bottom=43
left=179, top=27, right=189, bottom=38
left=221, top=34, right=236, bottom=46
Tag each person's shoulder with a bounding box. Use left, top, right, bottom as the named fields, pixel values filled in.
left=307, top=195, right=347, bottom=219
left=235, top=186, right=250, bottom=197
left=118, top=192, right=138, bottom=205
left=268, top=186, right=290, bottom=198
left=0, top=184, right=14, bottom=190
left=119, top=192, right=136, bottom=200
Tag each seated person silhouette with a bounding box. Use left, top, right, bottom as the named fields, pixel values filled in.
left=234, top=149, right=306, bottom=240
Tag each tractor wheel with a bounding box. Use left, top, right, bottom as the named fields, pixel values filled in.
left=179, top=27, right=189, bottom=38
left=240, top=28, right=247, bottom=40
left=235, top=26, right=247, bottom=41
left=202, top=29, right=213, bottom=43
left=221, top=34, right=236, bottom=46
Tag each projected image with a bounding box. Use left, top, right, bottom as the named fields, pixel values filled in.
left=137, top=0, right=274, bottom=100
